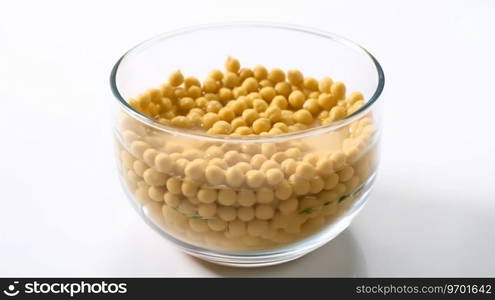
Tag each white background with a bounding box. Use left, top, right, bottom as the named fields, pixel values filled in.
left=1, top=0, right=494, bottom=277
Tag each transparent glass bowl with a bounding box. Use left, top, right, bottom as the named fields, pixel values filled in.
left=110, top=23, right=384, bottom=267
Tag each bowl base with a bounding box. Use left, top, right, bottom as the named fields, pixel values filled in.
left=121, top=171, right=376, bottom=268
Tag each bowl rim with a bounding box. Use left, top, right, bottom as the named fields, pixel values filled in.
left=110, top=22, right=385, bottom=143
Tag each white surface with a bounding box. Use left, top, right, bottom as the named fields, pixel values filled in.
left=1, top=0, right=494, bottom=277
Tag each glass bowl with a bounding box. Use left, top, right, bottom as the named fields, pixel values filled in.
left=110, top=23, right=384, bottom=267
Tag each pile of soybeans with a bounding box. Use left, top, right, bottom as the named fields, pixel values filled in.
left=117, top=57, right=377, bottom=250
